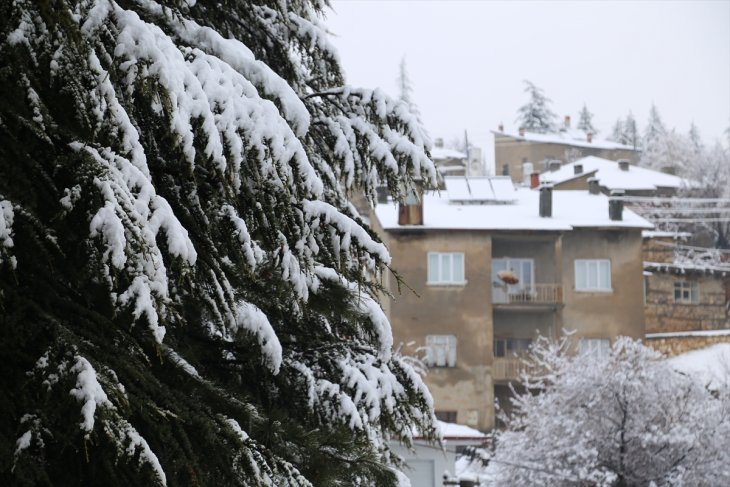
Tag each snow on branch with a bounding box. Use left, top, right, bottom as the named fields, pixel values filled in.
left=69, top=356, right=113, bottom=435
left=0, top=199, right=17, bottom=268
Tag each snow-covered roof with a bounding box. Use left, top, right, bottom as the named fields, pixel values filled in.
left=642, top=230, right=692, bottom=239
left=541, top=156, right=687, bottom=191
left=374, top=177, right=653, bottom=232
left=493, top=129, right=635, bottom=151
left=667, top=343, right=730, bottom=390
left=436, top=421, right=487, bottom=440
left=431, top=146, right=467, bottom=160
left=643, top=261, right=730, bottom=276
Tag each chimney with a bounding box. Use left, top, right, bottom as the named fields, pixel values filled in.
left=498, top=123, right=504, bottom=132
left=530, top=172, right=540, bottom=189
left=539, top=184, right=553, bottom=218
left=564, top=115, right=571, bottom=129
left=609, top=190, right=625, bottom=221
left=574, top=164, right=583, bottom=175
left=518, top=126, right=525, bottom=137
left=587, top=177, right=600, bottom=195
left=502, top=164, right=509, bottom=176
left=434, top=138, right=444, bottom=148
left=398, top=186, right=423, bottom=225
left=586, top=132, right=593, bottom=143
left=549, top=160, right=561, bottom=172
left=618, top=159, right=630, bottom=171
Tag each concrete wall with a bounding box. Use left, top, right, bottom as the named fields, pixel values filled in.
left=561, top=229, right=646, bottom=341
left=384, top=229, right=495, bottom=431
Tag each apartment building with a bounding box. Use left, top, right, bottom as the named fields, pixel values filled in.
left=372, top=177, right=650, bottom=430
left=493, top=125, right=638, bottom=185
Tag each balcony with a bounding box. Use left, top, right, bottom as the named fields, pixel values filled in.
left=492, top=283, right=563, bottom=307
left=492, top=354, right=545, bottom=382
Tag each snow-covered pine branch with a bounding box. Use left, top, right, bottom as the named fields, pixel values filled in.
left=0, top=0, right=438, bottom=485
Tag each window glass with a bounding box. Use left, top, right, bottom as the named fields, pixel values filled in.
left=452, top=253, right=464, bottom=282
left=575, top=260, right=611, bottom=291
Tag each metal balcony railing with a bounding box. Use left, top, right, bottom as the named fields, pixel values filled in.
left=492, top=283, right=563, bottom=305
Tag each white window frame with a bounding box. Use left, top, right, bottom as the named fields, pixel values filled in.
left=427, top=252, right=465, bottom=285
left=579, top=338, right=610, bottom=358
left=574, top=259, right=612, bottom=292
left=673, top=280, right=699, bottom=304
left=425, top=335, right=457, bottom=367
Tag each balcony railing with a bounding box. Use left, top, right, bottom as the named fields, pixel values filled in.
left=492, top=283, right=562, bottom=305
left=492, top=354, right=545, bottom=382
left=492, top=356, right=527, bottom=382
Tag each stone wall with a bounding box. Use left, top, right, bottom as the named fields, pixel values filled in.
left=645, top=273, right=729, bottom=333
left=646, top=335, right=730, bottom=357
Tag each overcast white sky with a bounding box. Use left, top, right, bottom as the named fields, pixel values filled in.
left=326, top=0, right=730, bottom=170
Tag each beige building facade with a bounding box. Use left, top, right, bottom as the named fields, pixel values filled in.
left=493, top=130, right=638, bottom=185
left=373, top=179, right=649, bottom=431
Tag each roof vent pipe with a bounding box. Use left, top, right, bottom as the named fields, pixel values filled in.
left=618, top=159, right=630, bottom=171
left=609, top=190, right=625, bottom=221
left=539, top=184, right=553, bottom=218
left=587, top=132, right=593, bottom=143
left=574, top=164, right=583, bottom=175
left=587, top=177, right=600, bottom=195
left=519, top=126, right=525, bottom=137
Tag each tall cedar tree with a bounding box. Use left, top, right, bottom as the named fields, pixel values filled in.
left=0, top=1, right=439, bottom=486
left=576, top=103, right=596, bottom=135
left=515, top=80, right=557, bottom=134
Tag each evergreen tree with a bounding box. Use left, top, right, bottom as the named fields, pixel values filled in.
left=396, top=56, right=421, bottom=121
left=515, top=80, right=557, bottom=134
left=0, top=1, right=438, bottom=486
left=576, top=103, right=596, bottom=135
left=622, top=111, right=639, bottom=149
left=609, top=118, right=624, bottom=143
left=640, top=103, right=667, bottom=167
left=688, top=122, right=704, bottom=155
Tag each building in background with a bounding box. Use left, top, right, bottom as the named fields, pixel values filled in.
left=492, top=119, right=638, bottom=185
left=431, top=138, right=486, bottom=180
left=643, top=233, right=730, bottom=356
left=372, top=177, right=650, bottom=431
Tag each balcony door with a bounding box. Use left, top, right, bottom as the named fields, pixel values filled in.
left=492, top=258, right=534, bottom=302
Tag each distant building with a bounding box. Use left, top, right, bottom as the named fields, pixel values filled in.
left=642, top=232, right=730, bottom=356
left=493, top=120, right=638, bottom=185
left=540, top=156, right=688, bottom=196
left=431, top=138, right=486, bottom=179
left=372, top=176, right=650, bottom=431
left=390, top=421, right=487, bottom=487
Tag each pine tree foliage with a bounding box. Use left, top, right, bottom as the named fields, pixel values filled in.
left=395, top=56, right=420, bottom=121
left=0, top=1, right=439, bottom=485
left=463, top=337, right=730, bottom=486
left=608, top=112, right=638, bottom=148
left=515, top=80, right=557, bottom=134
left=576, top=103, right=596, bottom=135
left=640, top=103, right=667, bottom=167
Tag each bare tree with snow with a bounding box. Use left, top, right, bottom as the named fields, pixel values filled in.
left=462, top=337, right=730, bottom=486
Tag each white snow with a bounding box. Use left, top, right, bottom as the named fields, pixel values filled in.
left=14, top=430, right=32, bottom=455
left=431, top=147, right=467, bottom=160
left=0, top=199, right=16, bottom=268
left=494, top=129, right=635, bottom=151
left=69, top=356, right=113, bottom=434
left=232, top=302, right=283, bottom=375
left=375, top=178, right=652, bottom=232
left=668, top=343, right=730, bottom=390
left=436, top=421, right=486, bottom=440
left=541, top=156, right=687, bottom=191
left=123, top=424, right=167, bottom=485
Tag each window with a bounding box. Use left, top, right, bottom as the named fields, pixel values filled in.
left=427, top=252, right=465, bottom=284
left=425, top=335, right=457, bottom=367
left=579, top=338, right=610, bottom=358
left=674, top=281, right=699, bottom=304
left=575, top=259, right=611, bottom=291
left=492, top=258, right=534, bottom=290
left=435, top=410, right=457, bottom=423
left=494, top=338, right=532, bottom=358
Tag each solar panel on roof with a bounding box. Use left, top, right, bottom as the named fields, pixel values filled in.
left=444, top=176, right=517, bottom=203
